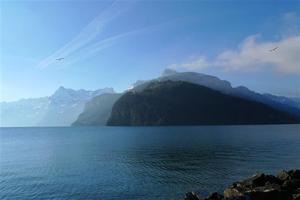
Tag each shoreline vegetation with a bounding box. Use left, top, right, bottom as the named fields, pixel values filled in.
left=183, top=169, right=300, bottom=200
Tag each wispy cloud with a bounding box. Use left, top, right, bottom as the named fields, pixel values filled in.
left=168, top=56, right=209, bottom=71
left=37, top=1, right=132, bottom=69
left=169, top=34, right=300, bottom=74
left=63, top=23, right=162, bottom=66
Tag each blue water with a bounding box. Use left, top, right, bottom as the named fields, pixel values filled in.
left=0, top=125, right=300, bottom=200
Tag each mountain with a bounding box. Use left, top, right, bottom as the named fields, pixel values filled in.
left=0, top=97, right=50, bottom=127
left=37, top=87, right=115, bottom=126
left=2, top=70, right=298, bottom=127
left=72, top=93, right=122, bottom=126
left=107, top=81, right=300, bottom=126
left=131, top=70, right=232, bottom=93
left=131, top=69, right=300, bottom=116
left=0, top=87, right=114, bottom=127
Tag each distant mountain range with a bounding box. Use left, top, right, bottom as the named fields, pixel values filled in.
left=107, top=81, right=299, bottom=126
left=0, top=87, right=114, bottom=127
left=1, top=70, right=300, bottom=127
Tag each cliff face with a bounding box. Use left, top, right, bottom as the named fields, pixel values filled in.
left=72, top=93, right=121, bottom=126
left=107, top=81, right=300, bottom=126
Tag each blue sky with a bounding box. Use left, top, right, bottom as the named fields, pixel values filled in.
left=1, top=0, right=299, bottom=101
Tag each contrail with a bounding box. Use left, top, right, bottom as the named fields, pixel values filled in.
left=37, top=0, right=132, bottom=68
left=63, top=23, right=163, bottom=66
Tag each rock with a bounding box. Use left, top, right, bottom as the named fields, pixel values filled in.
left=294, top=188, right=300, bottom=195
left=277, top=170, right=300, bottom=181
left=184, top=192, right=200, bottom=200
left=264, top=175, right=283, bottom=185
left=226, top=197, right=249, bottom=200
left=282, top=179, right=300, bottom=190
left=278, top=170, right=292, bottom=181
left=240, top=173, right=281, bottom=188
left=183, top=169, right=300, bottom=200
left=289, top=170, right=300, bottom=179
left=224, top=187, right=245, bottom=198
left=244, top=186, right=292, bottom=200
left=203, top=192, right=224, bottom=200
left=240, top=173, right=266, bottom=187
left=293, top=193, right=300, bottom=200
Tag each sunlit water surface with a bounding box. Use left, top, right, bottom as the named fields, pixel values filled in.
left=1, top=125, right=300, bottom=200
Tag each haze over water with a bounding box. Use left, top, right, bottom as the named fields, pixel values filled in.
left=1, top=125, right=299, bottom=200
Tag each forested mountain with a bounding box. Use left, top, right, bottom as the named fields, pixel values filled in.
left=107, top=81, right=300, bottom=126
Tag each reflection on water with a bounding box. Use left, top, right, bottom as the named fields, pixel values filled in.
left=0, top=125, right=300, bottom=200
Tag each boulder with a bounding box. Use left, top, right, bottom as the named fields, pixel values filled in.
left=184, top=192, right=200, bottom=200
left=224, top=186, right=246, bottom=198
left=183, top=169, right=300, bottom=200
left=203, top=192, right=224, bottom=200
left=244, top=186, right=292, bottom=200
left=282, top=179, right=300, bottom=190
left=289, top=170, right=300, bottom=179
left=278, top=170, right=292, bottom=181
left=277, top=170, right=300, bottom=181
left=293, top=193, right=300, bottom=200
left=240, top=173, right=281, bottom=188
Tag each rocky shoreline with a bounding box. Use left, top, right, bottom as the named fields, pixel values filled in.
left=183, top=169, right=300, bottom=200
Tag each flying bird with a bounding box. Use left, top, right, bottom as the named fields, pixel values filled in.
left=269, top=47, right=278, bottom=52
left=56, top=57, right=64, bottom=61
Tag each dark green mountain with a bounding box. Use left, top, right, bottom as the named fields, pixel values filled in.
left=72, top=93, right=121, bottom=126
left=107, top=81, right=300, bottom=126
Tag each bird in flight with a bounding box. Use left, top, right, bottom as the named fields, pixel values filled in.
left=269, top=47, right=278, bottom=52
left=56, top=57, right=64, bottom=61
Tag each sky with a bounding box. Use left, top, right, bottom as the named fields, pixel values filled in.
left=0, top=0, right=300, bottom=102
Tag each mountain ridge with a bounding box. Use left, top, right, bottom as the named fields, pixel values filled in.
left=130, top=69, right=300, bottom=117
left=107, top=81, right=300, bottom=126
left=1, top=70, right=300, bottom=127
left=0, top=86, right=114, bottom=127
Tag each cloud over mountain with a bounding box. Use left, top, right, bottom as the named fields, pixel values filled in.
left=169, top=34, right=300, bottom=74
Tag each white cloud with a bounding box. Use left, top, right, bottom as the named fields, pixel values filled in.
left=169, top=56, right=209, bottom=70
left=216, top=35, right=300, bottom=73
left=170, top=34, right=300, bottom=74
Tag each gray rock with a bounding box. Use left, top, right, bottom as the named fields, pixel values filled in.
left=282, top=179, right=300, bottom=190
left=240, top=173, right=281, bottom=188
left=183, top=169, right=300, bottom=200
left=278, top=170, right=292, bottom=181
left=184, top=192, right=200, bottom=200
left=244, top=186, right=292, bottom=200
left=289, top=170, right=300, bottom=179
left=224, top=187, right=245, bottom=198
left=293, top=193, right=300, bottom=200
left=203, top=192, right=224, bottom=200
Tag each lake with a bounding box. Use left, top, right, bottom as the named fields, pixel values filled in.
left=0, top=125, right=300, bottom=200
